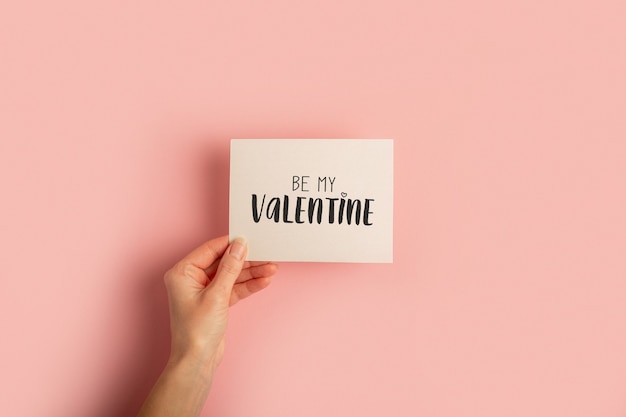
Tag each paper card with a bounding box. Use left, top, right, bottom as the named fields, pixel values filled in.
left=229, top=139, right=393, bottom=263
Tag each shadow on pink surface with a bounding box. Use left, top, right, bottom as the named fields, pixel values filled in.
left=100, top=257, right=172, bottom=417
left=90, top=141, right=231, bottom=417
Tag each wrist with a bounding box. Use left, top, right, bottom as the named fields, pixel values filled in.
left=165, top=352, right=217, bottom=390
left=167, top=345, right=221, bottom=381
left=138, top=352, right=216, bottom=417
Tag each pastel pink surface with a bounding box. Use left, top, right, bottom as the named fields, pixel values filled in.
left=1, top=1, right=625, bottom=416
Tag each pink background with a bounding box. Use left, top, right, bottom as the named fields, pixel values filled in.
left=1, top=1, right=625, bottom=416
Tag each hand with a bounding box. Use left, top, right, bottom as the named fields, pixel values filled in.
left=164, top=235, right=277, bottom=373
left=138, top=236, right=277, bottom=417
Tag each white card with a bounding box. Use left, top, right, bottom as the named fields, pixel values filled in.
left=229, top=139, right=393, bottom=263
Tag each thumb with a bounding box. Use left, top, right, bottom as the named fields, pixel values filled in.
left=210, top=237, right=247, bottom=294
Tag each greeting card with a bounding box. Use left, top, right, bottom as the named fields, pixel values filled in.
left=229, top=139, right=393, bottom=263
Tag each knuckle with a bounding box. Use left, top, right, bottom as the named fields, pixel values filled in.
left=181, top=263, right=196, bottom=278
left=163, top=267, right=175, bottom=287
left=164, top=262, right=196, bottom=287
left=219, top=258, right=242, bottom=277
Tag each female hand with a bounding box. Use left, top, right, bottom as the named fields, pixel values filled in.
left=164, top=235, right=278, bottom=373
left=138, top=236, right=277, bottom=417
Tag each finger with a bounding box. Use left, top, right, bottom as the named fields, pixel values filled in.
left=180, top=235, right=229, bottom=270
left=209, top=237, right=248, bottom=294
left=204, top=259, right=275, bottom=279
left=230, top=276, right=272, bottom=306
left=203, top=262, right=278, bottom=289
left=234, top=262, right=279, bottom=284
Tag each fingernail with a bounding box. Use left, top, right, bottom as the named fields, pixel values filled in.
left=229, top=237, right=246, bottom=260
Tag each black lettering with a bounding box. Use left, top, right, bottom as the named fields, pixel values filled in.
left=282, top=195, right=293, bottom=223
left=251, top=194, right=265, bottom=223
left=338, top=198, right=346, bottom=224
left=267, top=197, right=280, bottom=223
left=364, top=199, right=374, bottom=225
left=308, top=198, right=323, bottom=224
left=346, top=199, right=362, bottom=225
left=326, top=198, right=338, bottom=223
left=295, top=197, right=305, bottom=223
